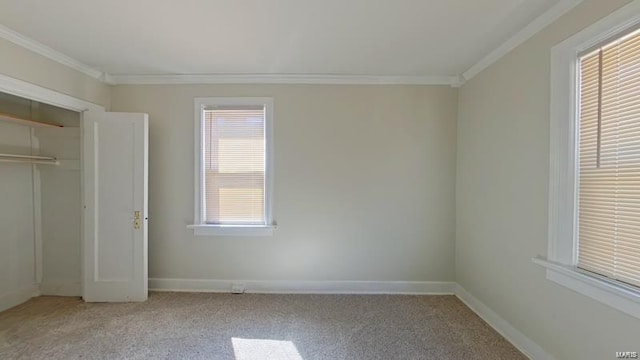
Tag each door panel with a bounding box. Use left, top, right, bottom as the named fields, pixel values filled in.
left=83, top=110, right=148, bottom=302
left=96, top=120, right=134, bottom=281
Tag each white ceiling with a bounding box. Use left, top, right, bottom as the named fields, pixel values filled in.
left=0, top=0, right=561, bottom=78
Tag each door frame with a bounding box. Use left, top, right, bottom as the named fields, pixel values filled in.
left=0, top=73, right=105, bottom=300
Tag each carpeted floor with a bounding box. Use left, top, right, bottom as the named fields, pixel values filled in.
left=0, top=292, right=526, bottom=360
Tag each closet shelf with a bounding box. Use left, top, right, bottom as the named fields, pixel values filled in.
left=0, top=112, right=63, bottom=128
left=0, top=153, right=59, bottom=165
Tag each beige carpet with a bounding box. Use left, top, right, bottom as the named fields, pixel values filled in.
left=0, top=292, right=526, bottom=360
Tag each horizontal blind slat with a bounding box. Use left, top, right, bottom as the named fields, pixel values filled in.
left=203, top=107, right=266, bottom=224
left=578, top=28, right=640, bottom=290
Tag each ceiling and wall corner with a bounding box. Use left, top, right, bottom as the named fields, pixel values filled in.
left=0, top=24, right=110, bottom=82
left=0, top=0, right=582, bottom=86
left=461, top=0, right=582, bottom=81
left=0, top=37, right=111, bottom=107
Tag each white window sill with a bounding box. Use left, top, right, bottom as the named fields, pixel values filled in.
left=532, top=256, right=640, bottom=320
left=187, top=224, right=276, bottom=237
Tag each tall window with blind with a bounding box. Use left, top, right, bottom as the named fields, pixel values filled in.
left=577, top=28, right=640, bottom=289
left=192, top=98, right=274, bottom=234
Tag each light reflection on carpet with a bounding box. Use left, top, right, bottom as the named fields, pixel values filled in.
left=232, top=337, right=304, bottom=360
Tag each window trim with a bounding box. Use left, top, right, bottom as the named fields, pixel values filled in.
left=539, top=0, right=640, bottom=320
left=190, top=97, right=275, bottom=236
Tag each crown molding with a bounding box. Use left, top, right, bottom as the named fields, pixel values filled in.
left=462, top=0, right=583, bottom=81
left=450, top=75, right=466, bottom=88
left=109, top=73, right=461, bottom=86
left=0, top=24, right=108, bottom=82
left=1, top=0, right=582, bottom=88
left=100, top=73, right=117, bottom=85
left=0, top=22, right=460, bottom=87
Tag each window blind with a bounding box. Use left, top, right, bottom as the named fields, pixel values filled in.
left=578, top=28, right=640, bottom=288
left=203, top=105, right=266, bottom=224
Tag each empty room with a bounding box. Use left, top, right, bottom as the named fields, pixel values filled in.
left=1, top=0, right=640, bottom=359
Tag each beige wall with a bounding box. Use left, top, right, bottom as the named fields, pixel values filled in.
left=0, top=119, right=36, bottom=311
left=0, top=38, right=110, bottom=107
left=111, top=84, right=457, bottom=282
left=37, top=106, right=81, bottom=295
left=456, top=0, right=640, bottom=359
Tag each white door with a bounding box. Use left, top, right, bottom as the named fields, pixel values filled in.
left=82, top=110, right=148, bottom=302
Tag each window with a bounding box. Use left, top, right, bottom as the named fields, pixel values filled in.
left=189, top=97, right=274, bottom=236
left=540, top=0, right=640, bottom=320
left=577, top=29, right=640, bottom=289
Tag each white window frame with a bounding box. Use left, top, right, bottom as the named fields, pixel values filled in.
left=188, top=97, right=275, bottom=236
left=535, top=0, right=640, bottom=320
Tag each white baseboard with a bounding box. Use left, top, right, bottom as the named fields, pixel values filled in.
left=39, top=281, right=81, bottom=296
left=0, top=283, right=40, bottom=312
left=149, top=278, right=456, bottom=295
left=454, top=284, right=554, bottom=360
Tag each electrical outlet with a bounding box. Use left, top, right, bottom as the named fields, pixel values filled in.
left=231, top=283, right=245, bottom=294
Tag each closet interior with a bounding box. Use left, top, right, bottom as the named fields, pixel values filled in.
left=0, top=91, right=82, bottom=310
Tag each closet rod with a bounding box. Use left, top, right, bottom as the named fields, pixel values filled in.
left=0, top=153, right=59, bottom=165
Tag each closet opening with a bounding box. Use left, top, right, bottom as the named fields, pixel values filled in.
left=0, top=91, right=82, bottom=307
left=0, top=75, right=149, bottom=311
